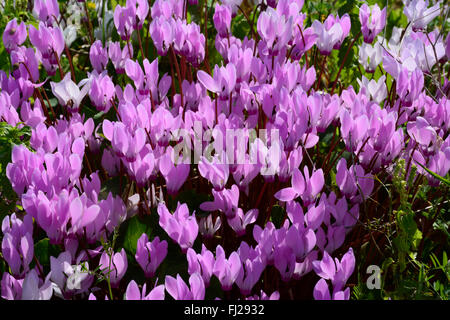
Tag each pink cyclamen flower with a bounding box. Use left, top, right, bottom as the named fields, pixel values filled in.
left=135, top=234, right=168, bottom=278
left=403, top=0, right=441, bottom=31
left=114, top=2, right=136, bottom=40
left=89, top=40, right=109, bottom=72
left=1, top=214, right=34, bottom=278
left=125, top=280, right=165, bottom=300
left=312, top=17, right=343, bottom=55
left=1, top=272, right=24, bottom=300
left=33, top=0, right=60, bottom=26
left=312, top=248, right=355, bottom=292
left=165, top=273, right=205, bottom=300
left=198, top=154, right=230, bottom=191
left=99, top=248, right=128, bottom=288
left=89, top=72, right=115, bottom=113
left=213, top=245, right=242, bottom=291
left=102, top=120, right=147, bottom=161
left=187, top=245, right=215, bottom=287
left=28, top=22, right=65, bottom=75
left=274, top=167, right=324, bottom=204
left=324, top=13, right=351, bottom=50
left=359, top=3, right=386, bottom=43
left=227, top=208, right=258, bottom=236
left=213, top=4, right=232, bottom=37
left=257, top=7, right=293, bottom=56
left=21, top=269, right=53, bottom=300
left=157, top=202, right=198, bottom=252
left=158, top=148, right=190, bottom=195
left=2, top=19, right=27, bottom=53
left=109, top=41, right=133, bottom=73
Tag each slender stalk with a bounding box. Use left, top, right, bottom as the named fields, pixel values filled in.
left=331, top=31, right=361, bottom=95
left=106, top=249, right=114, bottom=300
left=254, top=181, right=268, bottom=209
left=110, top=99, right=122, bottom=121
left=126, top=38, right=133, bottom=59
left=54, top=51, right=65, bottom=79
left=141, top=186, right=151, bottom=215
left=33, top=255, right=45, bottom=279
left=297, top=25, right=309, bottom=68
left=64, top=46, right=76, bottom=82
left=84, top=153, right=94, bottom=175
left=170, top=46, right=184, bottom=109
left=203, top=0, right=212, bottom=75
left=137, top=27, right=146, bottom=59
left=325, top=148, right=346, bottom=176
left=84, top=2, right=95, bottom=44
left=215, top=95, right=218, bottom=124
left=168, top=55, right=176, bottom=107
left=40, top=87, right=57, bottom=121
left=316, top=56, right=327, bottom=91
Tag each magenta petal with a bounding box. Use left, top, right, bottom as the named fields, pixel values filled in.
left=197, top=70, right=220, bottom=93
left=313, top=278, right=331, bottom=300
left=125, top=280, right=141, bottom=300
left=310, top=169, right=324, bottom=197
left=291, top=168, right=305, bottom=195
left=80, top=205, right=100, bottom=228
left=145, top=284, right=165, bottom=300
left=274, top=187, right=298, bottom=202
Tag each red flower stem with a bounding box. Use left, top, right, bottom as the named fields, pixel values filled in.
left=203, top=1, right=212, bottom=75
left=168, top=55, right=176, bottom=106
left=297, top=25, right=309, bottom=69
left=54, top=51, right=65, bottom=80
left=325, top=148, right=346, bottom=176
left=149, top=90, right=156, bottom=111
left=331, top=31, right=361, bottom=95
left=84, top=153, right=93, bottom=175
left=40, top=85, right=56, bottom=121
left=65, top=45, right=76, bottom=82
left=316, top=55, right=327, bottom=91
left=110, top=99, right=122, bottom=121
left=355, top=136, right=371, bottom=160
left=84, top=2, right=94, bottom=44
left=254, top=181, right=268, bottom=209
left=170, top=46, right=184, bottom=113
left=125, top=36, right=133, bottom=59
left=137, top=27, right=146, bottom=59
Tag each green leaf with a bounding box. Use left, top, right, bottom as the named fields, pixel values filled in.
left=232, top=14, right=250, bottom=40
left=120, top=215, right=152, bottom=255
left=100, top=176, right=123, bottom=197
left=34, top=238, right=60, bottom=270
left=415, top=162, right=450, bottom=186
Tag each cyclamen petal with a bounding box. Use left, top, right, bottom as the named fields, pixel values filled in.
left=313, top=278, right=331, bottom=300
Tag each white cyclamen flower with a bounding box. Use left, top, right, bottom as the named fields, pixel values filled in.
left=50, top=72, right=89, bottom=113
